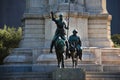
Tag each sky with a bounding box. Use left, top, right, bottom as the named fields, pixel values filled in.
left=0, top=0, right=120, bottom=34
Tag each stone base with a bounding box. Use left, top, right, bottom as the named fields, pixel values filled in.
left=4, top=47, right=120, bottom=66
left=53, top=68, right=85, bottom=80
left=86, top=72, right=120, bottom=80
left=4, top=48, right=33, bottom=64
left=0, top=64, right=120, bottom=80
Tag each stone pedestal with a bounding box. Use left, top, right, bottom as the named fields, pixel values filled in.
left=4, top=0, right=114, bottom=64
left=85, top=0, right=108, bottom=14
left=20, top=14, right=45, bottom=48
left=53, top=68, right=85, bottom=80
left=2, top=1, right=120, bottom=80
left=88, top=14, right=113, bottom=47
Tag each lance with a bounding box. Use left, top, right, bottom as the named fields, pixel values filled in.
left=67, top=0, right=71, bottom=40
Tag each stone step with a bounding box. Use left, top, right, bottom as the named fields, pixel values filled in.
left=0, top=72, right=52, bottom=80
left=13, top=48, right=32, bottom=54
left=1, top=64, right=119, bottom=73
left=101, top=48, right=120, bottom=53
left=102, top=55, right=120, bottom=65
left=4, top=48, right=33, bottom=64
left=4, top=54, right=32, bottom=64
left=0, top=64, right=119, bottom=80
left=101, top=48, right=120, bottom=65
left=0, top=70, right=119, bottom=80
left=86, top=72, right=120, bottom=80
left=36, top=53, right=96, bottom=64
left=11, top=48, right=32, bottom=56
left=20, top=40, right=45, bottom=48
left=37, top=48, right=120, bottom=65
left=103, top=64, right=120, bottom=72
left=33, top=64, right=102, bottom=72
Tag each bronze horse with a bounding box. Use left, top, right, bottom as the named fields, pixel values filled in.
left=55, top=37, right=66, bottom=68
left=69, top=42, right=82, bottom=68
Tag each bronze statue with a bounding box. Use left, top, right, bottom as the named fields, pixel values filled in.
left=54, top=36, right=66, bottom=68
left=68, top=29, right=82, bottom=68
left=50, top=12, right=69, bottom=53
left=49, top=12, right=69, bottom=68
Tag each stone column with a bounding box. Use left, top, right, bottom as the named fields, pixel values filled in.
left=101, top=0, right=108, bottom=13
left=77, top=16, right=89, bottom=47
left=4, top=0, right=49, bottom=64
left=85, top=0, right=107, bottom=14
left=25, top=0, right=48, bottom=14
left=44, top=17, right=56, bottom=48
left=20, top=0, right=49, bottom=48
left=49, top=0, right=58, bottom=12
left=77, top=0, right=85, bottom=12
left=88, top=14, right=113, bottom=47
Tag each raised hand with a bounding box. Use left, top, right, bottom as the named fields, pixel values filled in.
left=51, top=11, right=53, bottom=15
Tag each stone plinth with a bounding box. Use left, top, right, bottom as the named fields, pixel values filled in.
left=26, top=0, right=48, bottom=14
left=20, top=14, right=45, bottom=48
left=88, top=14, right=113, bottom=47
left=2, top=1, right=120, bottom=80
left=52, top=68, right=85, bottom=80
left=4, top=0, right=114, bottom=64
left=85, top=0, right=107, bottom=14
left=4, top=48, right=33, bottom=64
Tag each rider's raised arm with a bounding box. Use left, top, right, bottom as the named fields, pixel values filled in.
left=51, top=12, right=57, bottom=22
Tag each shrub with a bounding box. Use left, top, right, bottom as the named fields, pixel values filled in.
left=0, top=25, right=22, bottom=64
left=111, top=34, right=120, bottom=47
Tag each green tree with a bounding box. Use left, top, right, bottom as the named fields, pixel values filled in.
left=0, top=25, right=22, bottom=64
left=111, top=34, right=120, bottom=47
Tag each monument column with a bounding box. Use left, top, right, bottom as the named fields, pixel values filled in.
left=4, top=0, right=49, bottom=64
left=85, top=0, right=113, bottom=47
left=85, top=0, right=107, bottom=14
left=20, top=0, right=49, bottom=48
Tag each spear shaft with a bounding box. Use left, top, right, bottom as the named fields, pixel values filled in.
left=67, top=0, right=71, bottom=39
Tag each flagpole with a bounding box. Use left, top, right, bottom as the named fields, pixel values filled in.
left=67, top=0, right=71, bottom=40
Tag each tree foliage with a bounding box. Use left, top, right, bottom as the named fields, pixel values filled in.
left=111, top=34, right=120, bottom=47
left=0, top=25, right=22, bottom=64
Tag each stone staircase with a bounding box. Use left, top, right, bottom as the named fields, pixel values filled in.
left=0, top=72, right=52, bottom=80
left=0, top=65, right=54, bottom=80
left=1, top=47, right=120, bottom=80
left=0, top=64, right=120, bottom=80
left=4, top=48, right=33, bottom=64
left=86, top=72, right=120, bottom=80
left=101, top=48, right=120, bottom=65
